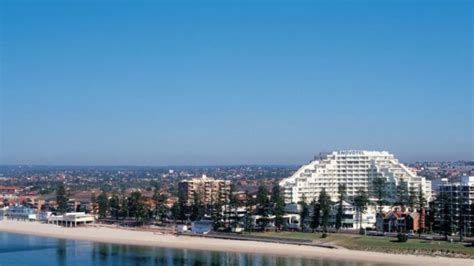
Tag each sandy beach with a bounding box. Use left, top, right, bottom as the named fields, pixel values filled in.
left=0, top=220, right=471, bottom=266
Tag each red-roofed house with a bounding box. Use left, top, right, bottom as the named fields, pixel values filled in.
left=0, top=186, right=20, bottom=199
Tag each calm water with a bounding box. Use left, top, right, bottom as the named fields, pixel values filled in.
left=0, top=232, right=387, bottom=266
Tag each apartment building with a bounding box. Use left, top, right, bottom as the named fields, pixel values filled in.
left=178, top=175, right=231, bottom=206
left=280, top=150, right=432, bottom=204
left=434, top=175, right=474, bottom=237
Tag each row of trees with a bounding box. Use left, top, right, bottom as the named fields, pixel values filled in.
left=94, top=189, right=169, bottom=223
left=301, top=185, right=369, bottom=233
left=254, top=182, right=285, bottom=229
left=56, top=182, right=170, bottom=223
left=372, top=178, right=427, bottom=212
left=54, top=178, right=429, bottom=234
left=297, top=178, right=429, bottom=234
left=169, top=183, right=286, bottom=230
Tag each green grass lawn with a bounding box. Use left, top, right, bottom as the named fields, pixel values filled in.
left=250, top=231, right=474, bottom=258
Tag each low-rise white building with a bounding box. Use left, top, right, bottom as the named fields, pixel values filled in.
left=48, top=212, right=95, bottom=227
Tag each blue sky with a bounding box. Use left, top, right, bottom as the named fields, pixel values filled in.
left=1, top=0, right=472, bottom=165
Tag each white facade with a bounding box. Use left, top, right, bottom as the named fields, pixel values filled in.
left=280, top=150, right=431, bottom=204
left=48, top=212, right=95, bottom=227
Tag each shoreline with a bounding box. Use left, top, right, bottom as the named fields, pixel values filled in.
left=0, top=220, right=471, bottom=266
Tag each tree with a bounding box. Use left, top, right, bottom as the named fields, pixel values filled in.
left=211, top=201, right=223, bottom=230
left=318, top=189, right=331, bottom=233
left=437, top=192, right=453, bottom=240
left=221, top=187, right=231, bottom=228
left=227, top=184, right=241, bottom=229
left=272, top=183, right=285, bottom=230
left=354, top=189, right=369, bottom=230
left=426, top=201, right=436, bottom=234
left=229, top=184, right=239, bottom=207
left=170, top=202, right=181, bottom=222
left=90, top=193, right=97, bottom=215
left=256, top=184, right=269, bottom=216
left=128, top=191, right=148, bottom=222
left=152, top=189, right=168, bottom=223
left=416, top=184, right=426, bottom=210
left=119, top=194, right=129, bottom=219
left=372, top=178, right=387, bottom=213
left=299, top=194, right=309, bottom=231
left=257, top=184, right=269, bottom=204
left=271, top=182, right=280, bottom=203
left=109, top=193, right=120, bottom=220
left=396, top=180, right=410, bottom=211
left=310, top=200, right=320, bottom=232
left=335, top=184, right=346, bottom=230
left=190, top=192, right=205, bottom=221
left=97, top=191, right=109, bottom=219
left=56, top=183, right=69, bottom=214
left=150, top=180, right=162, bottom=191
left=244, top=190, right=254, bottom=232
left=176, top=186, right=191, bottom=222
left=416, top=185, right=427, bottom=235
left=459, top=202, right=467, bottom=241
left=408, top=186, right=417, bottom=209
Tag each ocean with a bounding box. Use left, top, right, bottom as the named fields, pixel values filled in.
left=0, top=232, right=385, bottom=266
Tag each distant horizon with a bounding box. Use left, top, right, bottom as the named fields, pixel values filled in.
left=1, top=156, right=473, bottom=168
left=1, top=1, right=472, bottom=165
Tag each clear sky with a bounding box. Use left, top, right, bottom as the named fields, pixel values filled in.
left=1, top=0, right=472, bottom=165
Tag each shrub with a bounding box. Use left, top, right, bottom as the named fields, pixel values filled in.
left=397, top=233, right=408, bottom=242
left=321, top=233, right=327, bottom=238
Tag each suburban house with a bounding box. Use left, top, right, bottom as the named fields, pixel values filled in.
left=376, top=207, right=423, bottom=233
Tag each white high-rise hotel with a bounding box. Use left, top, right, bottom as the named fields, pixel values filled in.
left=280, top=150, right=432, bottom=204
